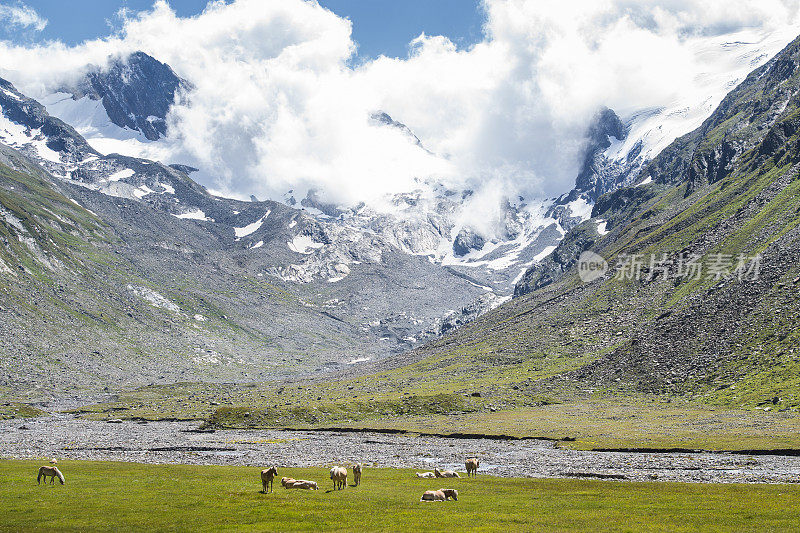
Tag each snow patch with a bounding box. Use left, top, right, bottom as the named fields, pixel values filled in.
left=127, top=284, right=180, bottom=313
left=174, top=209, right=211, bottom=221
left=566, top=197, right=593, bottom=220
left=41, top=93, right=170, bottom=160
left=250, top=240, right=264, bottom=249
left=637, top=176, right=653, bottom=186
left=596, top=220, right=609, bottom=235
left=106, top=169, right=135, bottom=182
left=0, top=87, right=21, bottom=101
left=288, top=235, right=324, bottom=254
left=533, top=245, right=557, bottom=262
left=0, top=112, right=61, bottom=164
left=31, top=137, right=62, bottom=162
left=234, top=210, right=270, bottom=238
left=0, top=110, right=30, bottom=146
left=133, top=185, right=156, bottom=198
left=327, top=263, right=351, bottom=282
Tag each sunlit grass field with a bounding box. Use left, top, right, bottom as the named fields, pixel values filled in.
left=65, top=384, right=800, bottom=452
left=2, top=460, right=800, bottom=532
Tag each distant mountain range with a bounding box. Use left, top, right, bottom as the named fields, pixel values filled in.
left=0, top=36, right=791, bottom=395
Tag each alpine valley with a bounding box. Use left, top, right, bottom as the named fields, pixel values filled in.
left=3, top=29, right=800, bottom=453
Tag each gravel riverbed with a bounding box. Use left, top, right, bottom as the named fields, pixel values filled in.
left=3, top=414, right=800, bottom=483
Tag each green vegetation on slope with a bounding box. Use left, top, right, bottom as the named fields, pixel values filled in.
left=0, top=402, right=45, bottom=420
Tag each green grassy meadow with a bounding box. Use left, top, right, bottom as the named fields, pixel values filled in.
left=2, top=460, right=800, bottom=532
left=63, top=384, right=800, bottom=452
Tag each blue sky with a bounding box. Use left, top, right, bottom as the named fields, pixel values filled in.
left=10, top=0, right=486, bottom=59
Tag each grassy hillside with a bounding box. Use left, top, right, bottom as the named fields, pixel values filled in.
left=0, top=150, right=381, bottom=399
left=3, top=460, right=800, bottom=532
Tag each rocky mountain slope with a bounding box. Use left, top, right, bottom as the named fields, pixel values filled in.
left=0, top=76, right=493, bottom=394
left=351, top=32, right=800, bottom=412
left=21, top=46, right=778, bottom=339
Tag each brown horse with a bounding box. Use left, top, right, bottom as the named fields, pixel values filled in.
left=37, top=466, right=65, bottom=485
left=261, top=466, right=278, bottom=493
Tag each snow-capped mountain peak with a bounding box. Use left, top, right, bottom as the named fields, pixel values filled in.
left=39, top=51, right=190, bottom=160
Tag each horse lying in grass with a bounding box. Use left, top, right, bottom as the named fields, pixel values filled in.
left=416, top=472, right=435, bottom=478
left=37, top=466, right=65, bottom=485
left=420, top=488, right=458, bottom=502
left=288, top=480, right=318, bottom=490
left=280, top=477, right=318, bottom=490
left=434, top=468, right=460, bottom=478
left=261, top=466, right=278, bottom=493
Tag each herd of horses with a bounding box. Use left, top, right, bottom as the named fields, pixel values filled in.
left=260, top=458, right=478, bottom=501
left=38, top=457, right=480, bottom=502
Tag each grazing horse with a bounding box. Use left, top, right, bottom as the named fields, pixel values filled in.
left=37, top=466, right=64, bottom=485
left=465, top=458, right=479, bottom=477
left=330, top=466, right=347, bottom=490
left=353, top=463, right=362, bottom=486
left=261, top=466, right=278, bottom=493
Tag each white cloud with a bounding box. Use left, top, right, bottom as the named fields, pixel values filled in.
left=0, top=0, right=798, bottom=234
left=0, top=2, right=47, bottom=31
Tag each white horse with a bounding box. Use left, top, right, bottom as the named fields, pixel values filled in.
left=37, top=466, right=65, bottom=485
left=330, top=466, right=347, bottom=490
